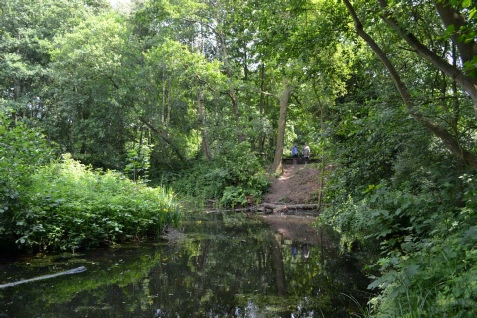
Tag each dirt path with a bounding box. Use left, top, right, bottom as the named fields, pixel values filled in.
left=259, top=164, right=323, bottom=244
left=262, top=164, right=320, bottom=204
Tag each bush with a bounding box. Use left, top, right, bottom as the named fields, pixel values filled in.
left=318, top=98, right=477, bottom=317
left=170, top=142, right=270, bottom=208
left=0, top=114, right=55, bottom=251
left=1, top=114, right=182, bottom=253
left=319, top=172, right=477, bottom=317
left=17, top=154, right=181, bottom=252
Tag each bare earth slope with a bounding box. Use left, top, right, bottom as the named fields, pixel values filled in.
left=262, top=164, right=320, bottom=204
left=260, top=164, right=322, bottom=244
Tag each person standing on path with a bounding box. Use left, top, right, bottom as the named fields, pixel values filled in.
left=302, top=142, right=310, bottom=163
left=292, top=143, right=299, bottom=164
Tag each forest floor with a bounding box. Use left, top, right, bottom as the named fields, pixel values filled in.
left=258, top=163, right=324, bottom=244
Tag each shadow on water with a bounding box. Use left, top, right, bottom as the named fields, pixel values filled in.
left=0, top=212, right=374, bottom=317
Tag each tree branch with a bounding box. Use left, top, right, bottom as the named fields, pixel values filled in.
left=376, top=0, right=477, bottom=108
left=138, top=116, right=186, bottom=162
left=342, top=0, right=477, bottom=168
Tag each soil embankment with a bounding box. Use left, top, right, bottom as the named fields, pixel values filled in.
left=260, top=164, right=323, bottom=244
left=262, top=164, right=320, bottom=204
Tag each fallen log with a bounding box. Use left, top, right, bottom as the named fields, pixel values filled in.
left=262, top=203, right=321, bottom=213
left=206, top=203, right=321, bottom=214
left=282, top=203, right=321, bottom=210
left=0, top=266, right=87, bottom=289
left=262, top=203, right=288, bottom=213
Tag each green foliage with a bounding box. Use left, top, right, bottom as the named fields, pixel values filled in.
left=0, top=0, right=109, bottom=121
left=0, top=113, right=181, bottom=254
left=366, top=175, right=477, bottom=317
left=322, top=101, right=419, bottom=204
left=0, top=114, right=54, bottom=250
left=3, top=0, right=477, bottom=314
left=368, top=225, right=477, bottom=317
left=170, top=142, right=270, bottom=208
left=48, top=11, right=134, bottom=170
left=317, top=37, right=477, bottom=312
left=124, top=139, right=152, bottom=183
left=19, top=154, right=181, bottom=252
left=319, top=98, right=477, bottom=317
left=321, top=165, right=477, bottom=317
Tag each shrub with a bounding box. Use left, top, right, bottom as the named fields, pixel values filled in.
left=319, top=174, right=477, bottom=317
left=17, top=154, right=181, bottom=252
left=170, top=142, right=270, bottom=208
left=0, top=114, right=54, bottom=251
left=318, top=99, right=477, bottom=316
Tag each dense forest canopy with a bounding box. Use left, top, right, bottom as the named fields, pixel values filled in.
left=1, top=0, right=477, bottom=316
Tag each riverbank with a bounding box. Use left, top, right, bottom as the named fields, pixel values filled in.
left=259, top=164, right=323, bottom=244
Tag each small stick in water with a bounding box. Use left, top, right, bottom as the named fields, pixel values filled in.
left=0, top=266, right=87, bottom=289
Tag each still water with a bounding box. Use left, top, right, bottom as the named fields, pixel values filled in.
left=0, top=212, right=372, bottom=317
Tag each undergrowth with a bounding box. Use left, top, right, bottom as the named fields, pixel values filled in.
left=319, top=174, right=477, bottom=317
left=19, top=154, right=182, bottom=252
left=168, top=142, right=270, bottom=208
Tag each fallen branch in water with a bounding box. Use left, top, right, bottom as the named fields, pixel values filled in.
left=261, top=203, right=321, bottom=213
left=207, top=203, right=321, bottom=214
left=0, top=266, right=87, bottom=289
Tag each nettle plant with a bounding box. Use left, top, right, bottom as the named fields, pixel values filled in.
left=322, top=176, right=477, bottom=317
left=0, top=114, right=55, bottom=251
left=15, top=154, right=181, bottom=253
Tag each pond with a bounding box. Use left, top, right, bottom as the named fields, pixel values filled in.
left=0, top=212, right=373, bottom=317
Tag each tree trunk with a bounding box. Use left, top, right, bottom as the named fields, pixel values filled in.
left=434, top=1, right=477, bottom=68
left=258, top=64, right=266, bottom=154
left=139, top=116, right=186, bottom=162
left=227, top=90, right=245, bottom=142
left=376, top=0, right=477, bottom=111
left=342, top=0, right=477, bottom=169
left=271, top=79, right=292, bottom=174
left=198, top=91, right=211, bottom=161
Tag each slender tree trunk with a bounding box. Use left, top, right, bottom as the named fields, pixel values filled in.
left=317, top=97, right=325, bottom=208
left=271, top=79, right=292, bottom=174
left=258, top=64, right=266, bottom=154
left=227, top=90, right=244, bottom=142
left=161, top=73, right=166, bottom=124
left=167, top=86, right=171, bottom=124
left=198, top=91, right=211, bottom=161
left=214, top=19, right=244, bottom=143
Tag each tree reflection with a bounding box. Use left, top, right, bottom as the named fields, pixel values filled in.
left=0, top=212, right=372, bottom=317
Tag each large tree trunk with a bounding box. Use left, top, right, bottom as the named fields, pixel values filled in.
left=342, top=0, right=477, bottom=169
left=271, top=79, right=292, bottom=174
left=376, top=0, right=477, bottom=111
left=433, top=1, right=477, bottom=68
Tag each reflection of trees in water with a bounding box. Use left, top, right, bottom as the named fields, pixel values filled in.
left=280, top=227, right=372, bottom=317
left=0, top=213, right=372, bottom=317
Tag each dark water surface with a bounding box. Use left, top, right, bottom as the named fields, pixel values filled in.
left=0, top=212, right=372, bottom=317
